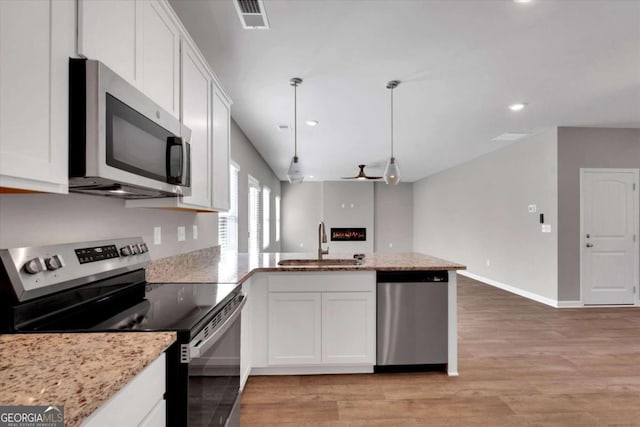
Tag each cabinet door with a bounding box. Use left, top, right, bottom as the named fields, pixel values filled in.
left=211, top=89, right=230, bottom=211
left=0, top=0, right=74, bottom=193
left=240, top=280, right=251, bottom=389
left=78, top=0, right=141, bottom=88
left=140, top=0, right=180, bottom=117
left=322, top=292, right=376, bottom=364
left=268, top=292, right=322, bottom=365
left=180, top=38, right=212, bottom=209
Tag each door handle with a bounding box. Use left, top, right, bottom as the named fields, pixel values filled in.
left=586, top=243, right=594, bottom=248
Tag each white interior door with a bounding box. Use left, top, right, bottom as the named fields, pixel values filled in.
left=581, top=169, right=639, bottom=305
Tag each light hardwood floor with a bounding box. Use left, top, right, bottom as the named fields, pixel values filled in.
left=240, top=275, right=640, bottom=426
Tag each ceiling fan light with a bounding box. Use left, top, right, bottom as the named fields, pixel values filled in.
left=383, top=157, right=400, bottom=185
left=287, top=156, right=304, bottom=184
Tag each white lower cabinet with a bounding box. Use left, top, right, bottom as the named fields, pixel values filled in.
left=81, top=353, right=166, bottom=427
left=251, top=271, right=376, bottom=374
left=321, top=292, right=375, bottom=364
left=268, top=292, right=322, bottom=365
left=240, top=279, right=252, bottom=390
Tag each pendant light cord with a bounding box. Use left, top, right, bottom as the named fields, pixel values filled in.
left=390, top=86, right=394, bottom=158
left=294, top=82, right=298, bottom=158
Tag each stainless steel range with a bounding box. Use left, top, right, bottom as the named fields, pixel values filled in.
left=0, top=237, right=244, bottom=427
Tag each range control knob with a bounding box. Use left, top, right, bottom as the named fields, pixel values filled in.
left=120, top=245, right=132, bottom=256
left=139, top=243, right=148, bottom=253
left=131, top=244, right=140, bottom=255
left=24, top=257, right=46, bottom=274
left=44, top=254, right=65, bottom=271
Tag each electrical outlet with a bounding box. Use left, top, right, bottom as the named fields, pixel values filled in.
left=542, top=224, right=552, bottom=233
left=528, top=204, right=537, bottom=213
left=153, top=227, right=162, bottom=245
left=177, top=226, right=186, bottom=242
left=486, top=259, right=491, bottom=267
left=193, top=225, right=198, bottom=240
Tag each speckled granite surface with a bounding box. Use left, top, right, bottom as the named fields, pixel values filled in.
left=0, top=332, right=175, bottom=427
left=148, top=250, right=466, bottom=285
left=146, top=245, right=220, bottom=282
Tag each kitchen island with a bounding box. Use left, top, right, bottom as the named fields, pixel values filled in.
left=147, top=250, right=465, bottom=381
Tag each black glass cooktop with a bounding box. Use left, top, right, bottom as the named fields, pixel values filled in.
left=95, top=282, right=240, bottom=336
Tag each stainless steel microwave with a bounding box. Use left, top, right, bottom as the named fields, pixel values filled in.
left=68, top=58, right=191, bottom=199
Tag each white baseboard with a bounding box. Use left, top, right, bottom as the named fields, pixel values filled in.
left=557, top=300, right=583, bottom=308
left=250, top=365, right=374, bottom=376
left=458, top=270, right=559, bottom=308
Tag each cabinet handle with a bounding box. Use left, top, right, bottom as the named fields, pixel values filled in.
left=586, top=243, right=594, bottom=248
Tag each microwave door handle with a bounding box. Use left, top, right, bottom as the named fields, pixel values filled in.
left=189, top=295, right=246, bottom=360
left=166, top=137, right=183, bottom=184
left=183, top=141, right=190, bottom=187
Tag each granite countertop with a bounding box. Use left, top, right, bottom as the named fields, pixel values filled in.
left=147, top=250, right=466, bottom=285
left=0, top=332, right=176, bottom=427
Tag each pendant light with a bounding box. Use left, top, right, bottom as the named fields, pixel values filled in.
left=383, top=80, right=401, bottom=185
left=287, top=77, right=304, bottom=184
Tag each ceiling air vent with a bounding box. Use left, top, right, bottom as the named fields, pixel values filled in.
left=234, top=0, right=270, bottom=29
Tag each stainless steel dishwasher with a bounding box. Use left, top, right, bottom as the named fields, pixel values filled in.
left=376, top=270, right=448, bottom=370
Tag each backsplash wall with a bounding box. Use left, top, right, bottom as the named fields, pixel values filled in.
left=0, top=193, right=217, bottom=259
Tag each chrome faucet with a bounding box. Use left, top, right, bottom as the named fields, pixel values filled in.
left=318, top=221, right=329, bottom=260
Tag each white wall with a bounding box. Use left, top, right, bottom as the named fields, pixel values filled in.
left=322, top=181, right=374, bottom=253
left=230, top=119, right=281, bottom=253
left=282, top=181, right=412, bottom=254
left=0, top=193, right=216, bottom=259
left=282, top=181, right=375, bottom=253
left=413, top=130, right=559, bottom=302
left=374, top=182, right=413, bottom=252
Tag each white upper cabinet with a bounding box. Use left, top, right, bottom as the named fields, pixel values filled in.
left=212, top=89, right=231, bottom=211
left=78, top=0, right=140, bottom=87
left=0, top=0, right=75, bottom=193
left=78, top=0, right=181, bottom=118
left=180, top=37, right=213, bottom=209
left=139, top=0, right=180, bottom=117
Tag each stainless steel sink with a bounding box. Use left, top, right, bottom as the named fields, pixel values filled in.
left=278, top=258, right=360, bottom=266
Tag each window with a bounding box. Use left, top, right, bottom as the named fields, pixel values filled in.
left=218, top=163, right=239, bottom=253
left=275, top=195, right=281, bottom=242
left=248, top=175, right=261, bottom=255
left=262, top=187, right=271, bottom=249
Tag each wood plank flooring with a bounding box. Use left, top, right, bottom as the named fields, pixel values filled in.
left=240, top=276, right=640, bottom=426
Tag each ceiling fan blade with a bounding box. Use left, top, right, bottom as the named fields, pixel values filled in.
left=365, top=176, right=383, bottom=180
left=341, top=176, right=360, bottom=179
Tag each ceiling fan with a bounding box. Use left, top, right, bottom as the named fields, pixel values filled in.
left=341, top=164, right=383, bottom=180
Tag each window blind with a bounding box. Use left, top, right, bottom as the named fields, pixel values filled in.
left=218, top=164, right=239, bottom=253
left=248, top=175, right=261, bottom=255
left=262, top=186, right=271, bottom=249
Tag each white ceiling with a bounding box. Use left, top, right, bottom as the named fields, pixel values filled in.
left=169, top=0, right=640, bottom=182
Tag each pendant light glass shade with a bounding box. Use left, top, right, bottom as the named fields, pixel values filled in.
left=383, top=156, right=400, bottom=185
left=287, top=77, right=304, bottom=184
left=383, top=80, right=401, bottom=185
left=287, top=156, right=304, bottom=184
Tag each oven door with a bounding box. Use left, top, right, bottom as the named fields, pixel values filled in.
left=188, top=295, right=246, bottom=427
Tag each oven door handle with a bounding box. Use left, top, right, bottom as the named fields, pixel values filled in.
left=189, top=295, right=246, bottom=360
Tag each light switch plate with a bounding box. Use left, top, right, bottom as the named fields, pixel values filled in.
left=193, top=225, right=198, bottom=240
left=177, top=226, right=186, bottom=241
left=528, top=204, right=537, bottom=213
left=542, top=224, right=552, bottom=233
left=153, top=227, right=162, bottom=245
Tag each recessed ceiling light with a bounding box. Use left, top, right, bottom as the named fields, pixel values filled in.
left=509, top=103, right=527, bottom=111
left=513, top=0, right=532, bottom=3
left=492, top=132, right=530, bottom=142
left=305, top=120, right=319, bottom=127
left=309, top=175, right=315, bottom=178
